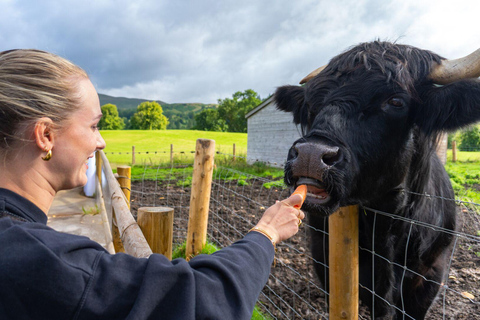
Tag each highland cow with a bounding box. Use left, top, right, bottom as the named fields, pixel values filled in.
left=275, top=41, right=480, bottom=319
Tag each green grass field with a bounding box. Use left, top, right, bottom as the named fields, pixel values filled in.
left=447, top=149, right=480, bottom=162
left=100, top=130, right=247, bottom=166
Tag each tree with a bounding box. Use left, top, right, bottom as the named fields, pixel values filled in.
left=217, top=89, right=261, bottom=132
left=459, top=124, right=480, bottom=151
left=193, top=109, right=228, bottom=131
left=98, top=104, right=125, bottom=130
left=130, top=101, right=169, bottom=130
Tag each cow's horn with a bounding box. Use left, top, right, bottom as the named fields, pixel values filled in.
left=429, top=48, right=480, bottom=84
left=299, top=65, right=327, bottom=84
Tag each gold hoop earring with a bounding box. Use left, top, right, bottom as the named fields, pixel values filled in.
left=42, top=149, right=52, bottom=161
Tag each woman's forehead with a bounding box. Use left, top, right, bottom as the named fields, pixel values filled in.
left=74, top=78, right=101, bottom=117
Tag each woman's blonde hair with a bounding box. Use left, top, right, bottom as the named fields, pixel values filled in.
left=0, top=49, right=88, bottom=153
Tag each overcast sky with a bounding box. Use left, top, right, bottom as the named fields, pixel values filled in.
left=1, top=0, right=479, bottom=103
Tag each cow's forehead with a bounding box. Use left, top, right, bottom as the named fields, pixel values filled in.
left=304, top=70, right=407, bottom=110
left=304, top=42, right=441, bottom=96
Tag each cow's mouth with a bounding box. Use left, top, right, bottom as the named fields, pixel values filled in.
left=296, top=177, right=331, bottom=205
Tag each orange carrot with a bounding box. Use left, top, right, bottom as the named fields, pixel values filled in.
left=292, top=185, right=307, bottom=209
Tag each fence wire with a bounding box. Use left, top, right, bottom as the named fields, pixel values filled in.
left=126, top=153, right=480, bottom=320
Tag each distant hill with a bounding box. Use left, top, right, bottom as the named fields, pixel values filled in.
left=98, top=93, right=217, bottom=129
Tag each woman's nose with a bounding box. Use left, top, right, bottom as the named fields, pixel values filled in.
left=96, top=132, right=106, bottom=150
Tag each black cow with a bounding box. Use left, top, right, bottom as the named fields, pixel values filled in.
left=274, top=41, right=480, bottom=319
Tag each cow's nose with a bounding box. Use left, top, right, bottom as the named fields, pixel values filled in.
left=293, top=142, right=343, bottom=170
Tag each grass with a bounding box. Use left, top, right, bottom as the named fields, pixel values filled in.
left=100, top=129, right=247, bottom=167
left=447, top=149, right=480, bottom=162
left=124, top=156, right=285, bottom=189
left=445, top=160, right=480, bottom=207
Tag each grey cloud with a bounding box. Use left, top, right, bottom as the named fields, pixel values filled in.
left=1, top=0, right=478, bottom=103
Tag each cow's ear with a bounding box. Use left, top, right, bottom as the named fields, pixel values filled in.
left=274, top=85, right=309, bottom=128
left=415, top=80, right=480, bottom=134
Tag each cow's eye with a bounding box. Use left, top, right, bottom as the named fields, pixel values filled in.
left=387, top=97, right=405, bottom=108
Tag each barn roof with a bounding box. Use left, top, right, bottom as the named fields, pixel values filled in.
left=245, top=95, right=274, bottom=119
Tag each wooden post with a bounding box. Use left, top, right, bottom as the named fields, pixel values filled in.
left=111, top=170, right=126, bottom=254
left=170, top=144, right=174, bottom=168
left=329, top=205, right=359, bottom=320
left=112, top=166, right=131, bottom=253
left=233, top=143, right=236, bottom=162
left=138, top=207, right=174, bottom=259
left=132, top=145, right=135, bottom=165
left=117, top=166, right=131, bottom=208
left=185, top=139, right=215, bottom=260
left=452, top=140, right=457, bottom=162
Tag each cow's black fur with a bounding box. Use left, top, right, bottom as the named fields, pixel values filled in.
left=274, top=41, right=480, bottom=319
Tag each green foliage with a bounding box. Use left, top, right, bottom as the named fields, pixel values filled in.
left=99, top=94, right=216, bottom=130
left=81, top=204, right=99, bottom=216
left=237, top=179, right=249, bottom=186
left=215, top=89, right=262, bottom=133
left=193, top=108, right=228, bottom=131
left=99, top=104, right=125, bottom=130
left=164, top=88, right=262, bottom=132
left=251, top=307, right=272, bottom=320
left=165, top=110, right=195, bottom=129
left=447, top=131, right=462, bottom=149
left=263, top=180, right=286, bottom=189
left=171, top=241, right=220, bottom=260
left=130, top=101, right=169, bottom=130
left=459, top=124, right=480, bottom=151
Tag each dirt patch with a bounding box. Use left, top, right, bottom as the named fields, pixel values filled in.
left=130, top=178, right=480, bottom=319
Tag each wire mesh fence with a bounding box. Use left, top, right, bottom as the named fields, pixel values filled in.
left=125, top=151, right=480, bottom=319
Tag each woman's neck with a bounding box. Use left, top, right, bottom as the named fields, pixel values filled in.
left=0, top=162, right=56, bottom=214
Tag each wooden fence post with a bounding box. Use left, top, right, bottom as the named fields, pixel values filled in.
left=233, top=143, right=236, bottom=162
left=329, top=205, right=359, bottom=320
left=132, top=146, right=135, bottom=165
left=170, top=144, right=174, bottom=168
left=138, top=207, right=174, bottom=259
left=452, top=140, right=457, bottom=162
left=112, top=166, right=131, bottom=253
left=117, top=166, right=131, bottom=208
left=185, top=139, right=215, bottom=260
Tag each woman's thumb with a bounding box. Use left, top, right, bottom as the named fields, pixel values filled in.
left=283, top=193, right=304, bottom=209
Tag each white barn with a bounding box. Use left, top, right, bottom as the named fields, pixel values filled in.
left=245, top=96, right=302, bottom=168
left=245, top=96, right=448, bottom=167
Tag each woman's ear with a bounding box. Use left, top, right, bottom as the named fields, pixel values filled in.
left=33, top=117, right=55, bottom=151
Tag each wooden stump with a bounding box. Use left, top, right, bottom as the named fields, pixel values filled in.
left=138, top=207, right=174, bottom=260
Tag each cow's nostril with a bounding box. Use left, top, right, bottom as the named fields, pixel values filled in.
left=322, top=148, right=342, bottom=167
left=289, top=145, right=300, bottom=159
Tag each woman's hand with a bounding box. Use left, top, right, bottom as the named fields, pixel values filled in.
left=253, top=193, right=305, bottom=244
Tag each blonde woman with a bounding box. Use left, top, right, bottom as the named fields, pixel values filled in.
left=0, top=49, right=304, bottom=319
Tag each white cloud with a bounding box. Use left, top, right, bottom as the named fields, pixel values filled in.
left=1, top=0, right=479, bottom=103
